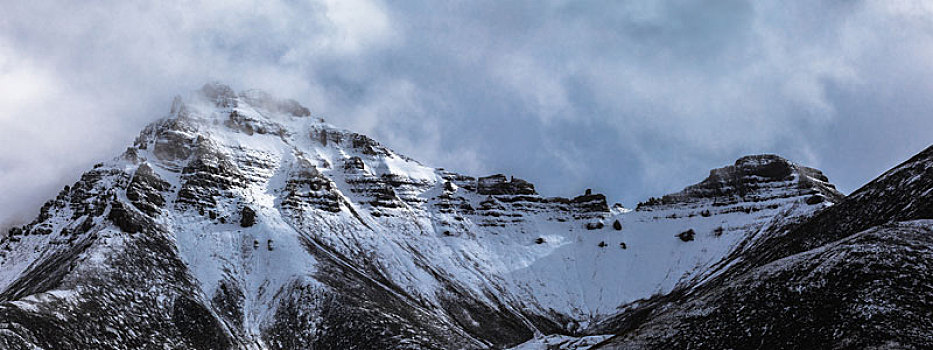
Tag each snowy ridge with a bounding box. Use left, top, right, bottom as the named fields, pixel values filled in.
left=0, top=84, right=845, bottom=349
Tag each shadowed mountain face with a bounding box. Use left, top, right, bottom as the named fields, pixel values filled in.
left=0, top=84, right=928, bottom=349
left=594, top=145, right=933, bottom=350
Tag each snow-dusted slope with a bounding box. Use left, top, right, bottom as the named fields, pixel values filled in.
left=0, top=84, right=843, bottom=349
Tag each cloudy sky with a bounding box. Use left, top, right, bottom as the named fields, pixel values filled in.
left=1, top=0, right=932, bottom=226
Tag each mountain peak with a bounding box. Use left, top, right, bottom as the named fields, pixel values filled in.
left=175, top=82, right=316, bottom=121
left=639, top=154, right=843, bottom=210
left=733, top=153, right=790, bottom=168
left=199, top=82, right=237, bottom=102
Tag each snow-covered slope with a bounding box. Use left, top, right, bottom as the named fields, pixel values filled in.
left=0, top=84, right=844, bottom=349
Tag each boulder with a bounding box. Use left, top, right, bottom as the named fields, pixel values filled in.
left=677, top=229, right=696, bottom=242
left=240, top=207, right=256, bottom=228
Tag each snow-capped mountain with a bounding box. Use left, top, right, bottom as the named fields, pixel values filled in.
left=3, top=84, right=926, bottom=350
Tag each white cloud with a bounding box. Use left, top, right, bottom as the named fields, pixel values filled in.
left=490, top=53, right=573, bottom=122
left=0, top=41, right=60, bottom=121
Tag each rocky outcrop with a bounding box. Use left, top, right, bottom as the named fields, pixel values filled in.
left=151, top=120, right=198, bottom=163
left=309, top=126, right=393, bottom=157
left=238, top=89, right=312, bottom=118
left=107, top=201, right=147, bottom=234
left=200, top=82, right=238, bottom=108
left=175, top=147, right=246, bottom=210
left=638, top=154, right=843, bottom=211
left=2, top=168, right=128, bottom=240
left=126, top=163, right=171, bottom=217
left=282, top=164, right=342, bottom=213
left=239, top=207, right=256, bottom=227
left=571, top=191, right=610, bottom=215
left=477, top=174, right=536, bottom=196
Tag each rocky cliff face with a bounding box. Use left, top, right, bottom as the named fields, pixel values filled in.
left=0, top=84, right=923, bottom=350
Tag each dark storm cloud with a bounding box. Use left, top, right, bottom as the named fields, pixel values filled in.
left=2, top=0, right=932, bottom=225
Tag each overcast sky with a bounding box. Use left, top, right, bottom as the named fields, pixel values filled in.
left=2, top=0, right=932, bottom=227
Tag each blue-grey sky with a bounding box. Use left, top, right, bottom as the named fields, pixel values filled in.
left=1, top=0, right=932, bottom=226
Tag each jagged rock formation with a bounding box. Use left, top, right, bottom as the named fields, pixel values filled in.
left=0, top=84, right=927, bottom=349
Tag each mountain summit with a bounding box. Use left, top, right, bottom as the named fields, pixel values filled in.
left=1, top=84, right=928, bottom=349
